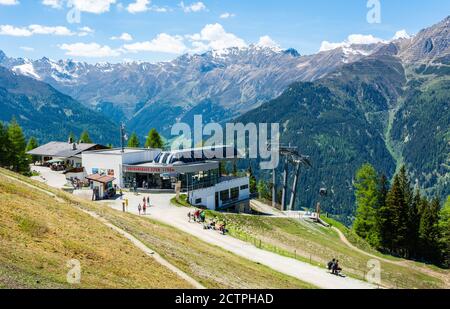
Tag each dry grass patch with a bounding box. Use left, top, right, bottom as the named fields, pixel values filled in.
left=0, top=173, right=193, bottom=289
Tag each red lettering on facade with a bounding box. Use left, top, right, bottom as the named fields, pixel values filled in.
left=124, top=166, right=176, bottom=174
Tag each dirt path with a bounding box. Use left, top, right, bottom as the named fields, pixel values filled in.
left=105, top=193, right=376, bottom=289
left=332, top=227, right=450, bottom=287
left=3, top=173, right=205, bottom=289
left=252, top=198, right=449, bottom=287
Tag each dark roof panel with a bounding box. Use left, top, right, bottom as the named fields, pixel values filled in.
left=27, top=142, right=105, bottom=158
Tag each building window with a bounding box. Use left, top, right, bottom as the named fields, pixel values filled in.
left=220, top=190, right=230, bottom=202
left=231, top=187, right=239, bottom=200
left=240, top=185, right=249, bottom=190
left=195, top=198, right=202, bottom=204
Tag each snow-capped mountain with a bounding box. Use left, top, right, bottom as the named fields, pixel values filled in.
left=0, top=43, right=383, bottom=134
left=1, top=16, right=449, bottom=137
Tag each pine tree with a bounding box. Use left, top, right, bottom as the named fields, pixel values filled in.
left=257, top=180, right=272, bottom=200
left=232, top=160, right=238, bottom=176
left=384, top=175, right=408, bottom=255
left=375, top=174, right=389, bottom=249
left=219, top=161, right=227, bottom=176
left=247, top=165, right=257, bottom=194
left=25, top=137, right=39, bottom=163
left=407, top=188, right=422, bottom=258
left=439, top=196, right=450, bottom=267
left=145, top=128, right=164, bottom=149
left=419, top=197, right=441, bottom=263
left=0, top=122, right=12, bottom=167
left=127, top=133, right=140, bottom=148
left=353, top=164, right=380, bottom=247
left=79, top=130, right=92, bottom=143
left=7, top=118, right=29, bottom=173
left=68, top=132, right=76, bottom=143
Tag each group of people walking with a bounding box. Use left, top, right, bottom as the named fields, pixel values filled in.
left=121, top=195, right=151, bottom=216
left=138, top=196, right=151, bottom=215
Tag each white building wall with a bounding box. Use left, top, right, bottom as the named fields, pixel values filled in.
left=81, top=149, right=161, bottom=188
left=122, top=150, right=160, bottom=165
left=190, top=177, right=250, bottom=210
left=82, top=153, right=123, bottom=186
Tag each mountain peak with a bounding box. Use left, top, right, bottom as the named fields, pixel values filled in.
left=283, top=48, right=301, bottom=57
left=398, top=15, right=450, bottom=63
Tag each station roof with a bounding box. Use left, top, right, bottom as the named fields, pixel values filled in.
left=86, top=174, right=116, bottom=184
left=27, top=142, right=107, bottom=158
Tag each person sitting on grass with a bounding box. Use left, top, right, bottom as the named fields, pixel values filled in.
left=327, top=258, right=336, bottom=272
left=332, top=260, right=342, bottom=275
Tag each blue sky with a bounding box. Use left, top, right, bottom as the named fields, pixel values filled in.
left=0, top=0, right=449, bottom=63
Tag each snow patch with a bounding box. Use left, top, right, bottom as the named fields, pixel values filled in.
left=12, top=62, right=41, bottom=80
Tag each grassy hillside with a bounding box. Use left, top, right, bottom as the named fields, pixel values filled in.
left=205, top=210, right=449, bottom=289
left=0, top=171, right=191, bottom=289
left=0, top=168, right=313, bottom=289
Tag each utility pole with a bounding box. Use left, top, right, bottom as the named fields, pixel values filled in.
left=120, top=123, right=125, bottom=153
left=272, top=168, right=276, bottom=208
left=288, top=161, right=301, bottom=211
left=267, top=142, right=311, bottom=212
left=281, top=157, right=288, bottom=211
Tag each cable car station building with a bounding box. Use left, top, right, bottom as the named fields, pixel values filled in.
left=82, top=146, right=250, bottom=210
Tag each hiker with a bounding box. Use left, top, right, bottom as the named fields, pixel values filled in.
left=138, top=203, right=142, bottom=215
left=125, top=198, right=129, bottom=211
left=194, top=210, right=200, bottom=222
left=143, top=196, right=146, bottom=205
left=188, top=211, right=192, bottom=222
left=122, top=201, right=126, bottom=212
left=327, top=259, right=336, bottom=272
left=119, top=188, right=123, bottom=199
left=199, top=210, right=206, bottom=223
left=147, top=196, right=150, bottom=206
left=143, top=203, right=147, bottom=215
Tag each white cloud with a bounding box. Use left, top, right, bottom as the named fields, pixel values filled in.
left=0, top=25, right=32, bottom=36
left=152, top=6, right=168, bottom=12
left=127, top=0, right=149, bottom=13
left=111, top=32, right=133, bottom=41
left=0, top=24, right=94, bottom=37
left=59, top=42, right=121, bottom=57
left=319, top=34, right=385, bottom=52
left=0, top=0, right=19, bottom=5
left=71, top=0, right=116, bottom=14
left=20, top=46, right=34, bottom=52
left=123, top=33, right=186, bottom=54
left=180, top=1, right=206, bottom=13
left=29, top=24, right=75, bottom=36
left=393, top=29, right=410, bottom=40
left=78, top=26, right=95, bottom=36
left=187, top=23, right=246, bottom=53
left=219, top=12, right=235, bottom=19
left=41, top=0, right=62, bottom=9
left=257, top=35, right=280, bottom=49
